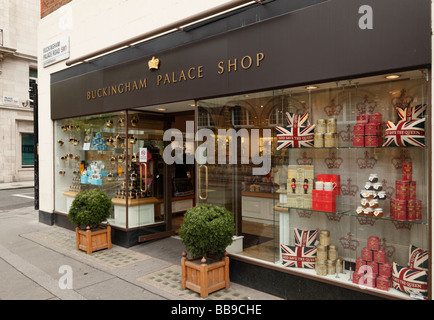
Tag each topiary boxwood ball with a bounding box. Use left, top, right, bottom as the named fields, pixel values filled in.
left=179, top=204, right=235, bottom=259
left=68, top=189, right=112, bottom=228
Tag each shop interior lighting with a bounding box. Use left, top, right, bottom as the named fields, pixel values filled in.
left=385, top=74, right=401, bottom=80
left=306, top=86, right=318, bottom=90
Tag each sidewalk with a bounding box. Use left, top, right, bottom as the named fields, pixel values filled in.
left=0, top=183, right=282, bottom=301
left=0, top=180, right=34, bottom=190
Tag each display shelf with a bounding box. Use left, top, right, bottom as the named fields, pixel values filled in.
left=275, top=202, right=428, bottom=225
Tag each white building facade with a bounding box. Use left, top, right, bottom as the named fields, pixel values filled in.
left=0, top=0, right=39, bottom=183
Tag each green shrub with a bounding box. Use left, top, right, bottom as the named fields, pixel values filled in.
left=179, top=204, right=235, bottom=259
left=68, top=189, right=112, bottom=228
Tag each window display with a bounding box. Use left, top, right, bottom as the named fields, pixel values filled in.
left=54, top=111, right=166, bottom=229
left=197, top=69, right=430, bottom=299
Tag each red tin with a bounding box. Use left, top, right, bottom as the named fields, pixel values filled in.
left=396, top=180, right=410, bottom=201
left=367, top=236, right=380, bottom=251
left=353, top=124, right=365, bottom=136
left=374, top=249, right=386, bottom=264
left=379, top=262, right=392, bottom=278
left=402, top=162, right=412, bottom=181
left=361, top=247, right=373, bottom=261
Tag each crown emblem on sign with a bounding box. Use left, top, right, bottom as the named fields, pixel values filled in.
left=148, top=56, right=160, bottom=70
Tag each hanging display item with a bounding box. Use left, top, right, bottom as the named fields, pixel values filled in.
left=383, top=104, right=426, bottom=148
left=276, top=112, right=316, bottom=150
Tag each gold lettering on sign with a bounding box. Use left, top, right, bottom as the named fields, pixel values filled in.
left=86, top=78, right=148, bottom=101
left=217, top=52, right=265, bottom=74
left=156, top=65, right=204, bottom=86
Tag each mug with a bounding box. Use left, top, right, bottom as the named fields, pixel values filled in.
left=324, top=182, right=336, bottom=191
left=315, top=181, right=324, bottom=190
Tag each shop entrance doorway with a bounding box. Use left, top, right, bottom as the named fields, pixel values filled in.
left=134, top=101, right=196, bottom=239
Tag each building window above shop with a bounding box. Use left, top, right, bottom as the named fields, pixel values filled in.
left=21, top=133, right=34, bottom=167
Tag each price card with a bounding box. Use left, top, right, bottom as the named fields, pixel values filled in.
left=139, top=148, right=148, bottom=162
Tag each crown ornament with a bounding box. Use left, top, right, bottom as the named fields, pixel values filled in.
left=356, top=150, right=377, bottom=169
left=391, top=89, right=413, bottom=111
left=148, top=56, right=160, bottom=70
left=339, top=232, right=360, bottom=251
left=391, top=220, right=412, bottom=231
left=340, top=178, right=359, bottom=196
left=338, top=124, right=353, bottom=142
left=296, top=209, right=312, bottom=219
left=356, top=95, right=377, bottom=114
left=296, top=152, right=313, bottom=165
left=356, top=216, right=376, bottom=226
left=391, top=149, right=412, bottom=170
left=324, top=150, right=343, bottom=169
left=324, top=99, right=343, bottom=116
left=325, top=213, right=343, bottom=222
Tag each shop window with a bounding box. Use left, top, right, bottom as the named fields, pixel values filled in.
left=29, top=69, right=37, bottom=108
left=197, top=69, right=431, bottom=300
left=21, top=133, right=34, bottom=167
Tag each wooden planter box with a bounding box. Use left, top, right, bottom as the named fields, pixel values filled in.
left=181, top=251, right=230, bottom=298
left=76, top=224, right=112, bottom=254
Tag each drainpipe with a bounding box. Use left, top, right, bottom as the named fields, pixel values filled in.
left=65, top=0, right=261, bottom=66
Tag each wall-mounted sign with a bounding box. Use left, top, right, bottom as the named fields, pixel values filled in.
left=43, top=36, right=70, bottom=68
left=2, top=96, right=19, bottom=106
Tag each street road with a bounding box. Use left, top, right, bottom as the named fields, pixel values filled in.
left=0, top=188, right=35, bottom=211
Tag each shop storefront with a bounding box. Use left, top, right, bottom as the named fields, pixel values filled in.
left=40, top=0, right=432, bottom=300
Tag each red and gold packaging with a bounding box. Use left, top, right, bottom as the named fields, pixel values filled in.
left=369, top=112, right=382, bottom=124
left=402, top=162, right=412, bottom=181
left=376, top=275, right=390, bottom=291
left=357, top=113, right=368, bottom=124
left=407, top=200, right=416, bottom=221
left=396, top=180, right=410, bottom=201
left=352, top=272, right=364, bottom=285
left=365, top=135, right=381, bottom=147
left=368, top=261, right=378, bottom=275
left=379, top=262, right=392, bottom=278
left=353, top=124, right=365, bottom=136
left=367, top=236, right=380, bottom=251
left=365, top=123, right=381, bottom=135
left=409, top=181, right=416, bottom=200
left=395, top=199, right=407, bottom=221
left=364, top=274, right=376, bottom=288
left=415, top=200, right=422, bottom=221
left=361, top=247, right=373, bottom=261
left=353, top=136, right=364, bottom=147
left=374, top=249, right=386, bottom=264
left=356, top=257, right=366, bottom=271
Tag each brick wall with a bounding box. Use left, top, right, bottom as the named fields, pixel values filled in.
left=41, top=0, right=72, bottom=18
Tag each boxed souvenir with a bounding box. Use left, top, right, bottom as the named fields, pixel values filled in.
left=369, top=112, right=382, bottom=124
left=352, top=272, right=364, bottom=285
left=364, top=274, right=376, bottom=288
left=365, top=123, right=381, bottom=135
left=368, top=261, right=378, bottom=274
left=361, top=247, right=373, bottom=261
left=91, top=178, right=103, bottom=186
left=376, top=275, right=390, bottom=291
left=357, top=113, right=368, bottom=124
left=365, top=135, right=381, bottom=147
left=379, top=262, right=392, bottom=278
left=356, top=257, right=366, bottom=271
left=353, top=135, right=364, bottom=147
left=353, top=124, right=365, bottom=136
left=374, top=249, right=386, bottom=264
left=368, top=236, right=380, bottom=251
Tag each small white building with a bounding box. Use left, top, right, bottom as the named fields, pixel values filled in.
left=0, top=0, right=39, bottom=183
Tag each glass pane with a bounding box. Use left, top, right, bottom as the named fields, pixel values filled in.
left=198, top=69, right=430, bottom=299
left=22, top=133, right=34, bottom=166
left=54, top=112, right=127, bottom=221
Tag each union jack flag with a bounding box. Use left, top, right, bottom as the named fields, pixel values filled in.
left=294, top=228, right=318, bottom=247
left=397, top=104, right=426, bottom=122
left=383, top=118, right=425, bottom=148
left=408, top=245, right=428, bottom=271
left=281, top=244, right=317, bottom=269
left=285, top=112, right=310, bottom=128
left=275, top=112, right=315, bottom=150
left=392, top=262, right=428, bottom=297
